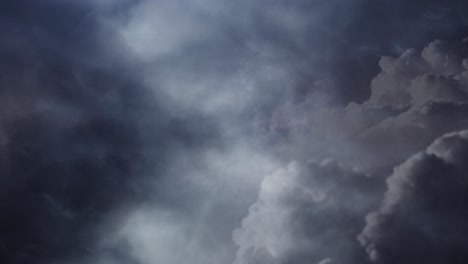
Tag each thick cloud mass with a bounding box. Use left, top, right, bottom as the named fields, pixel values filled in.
left=236, top=36, right=468, bottom=264
left=359, top=130, right=468, bottom=263
left=269, top=38, right=468, bottom=170
left=0, top=1, right=213, bottom=263
left=233, top=160, right=382, bottom=264
left=3, top=1, right=468, bottom=264
left=368, top=39, right=468, bottom=106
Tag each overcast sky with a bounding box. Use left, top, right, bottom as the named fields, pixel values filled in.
left=2, top=1, right=468, bottom=264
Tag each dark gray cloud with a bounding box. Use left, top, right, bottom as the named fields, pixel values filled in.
left=237, top=37, right=468, bottom=264
left=2, top=0, right=468, bottom=264
left=359, top=130, right=468, bottom=263
left=0, top=1, right=218, bottom=263
left=267, top=38, right=468, bottom=170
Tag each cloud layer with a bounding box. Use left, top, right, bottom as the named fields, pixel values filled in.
left=2, top=1, right=468, bottom=264
left=235, top=38, right=468, bottom=264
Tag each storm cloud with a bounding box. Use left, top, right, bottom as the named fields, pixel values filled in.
left=2, top=1, right=468, bottom=264
left=235, top=37, right=468, bottom=264
left=359, top=130, right=468, bottom=263
left=233, top=160, right=382, bottom=264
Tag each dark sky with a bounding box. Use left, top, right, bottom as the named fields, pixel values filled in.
left=2, top=1, right=468, bottom=264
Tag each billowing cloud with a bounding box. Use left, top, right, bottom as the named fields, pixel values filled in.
left=368, top=39, right=468, bottom=106
left=359, top=130, right=468, bottom=263
left=3, top=1, right=468, bottom=264
left=268, top=38, right=468, bottom=169
left=236, top=37, right=468, bottom=264
left=233, top=160, right=382, bottom=264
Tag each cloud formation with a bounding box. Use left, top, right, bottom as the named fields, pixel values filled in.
left=3, top=1, right=468, bottom=264
left=268, top=38, right=468, bottom=169
left=233, top=160, right=381, bottom=264
left=236, top=37, right=468, bottom=264
left=359, top=130, right=468, bottom=263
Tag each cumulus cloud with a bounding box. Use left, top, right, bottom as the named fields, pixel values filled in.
left=233, top=160, right=382, bottom=264
left=359, top=130, right=468, bottom=263
left=4, top=1, right=468, bottom=264
left=368, top=39, right=468, bottom=106
left=237, top=37, right=468, bottom=264
left=268, top=38, right=468, bottom=169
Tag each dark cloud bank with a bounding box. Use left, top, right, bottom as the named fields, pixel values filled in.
left=2, top=1, right=468, bottom=264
